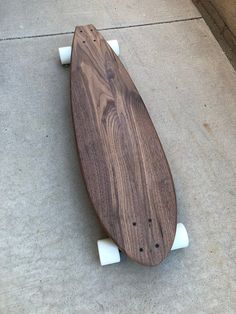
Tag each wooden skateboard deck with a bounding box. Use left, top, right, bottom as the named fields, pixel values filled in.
left=70, top=25, right=177, bottom=266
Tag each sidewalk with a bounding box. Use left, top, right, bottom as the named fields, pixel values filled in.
left=0, top=1, right=235, bottom=313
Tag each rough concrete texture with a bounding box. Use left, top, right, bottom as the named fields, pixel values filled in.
left=0, top=1, right=236, bottom=314
left=0, top=0, right=200, bottom=39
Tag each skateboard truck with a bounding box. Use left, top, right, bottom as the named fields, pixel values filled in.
left=59, top=40, right=119, bottom=65
left=97, top=223, right=189, bottom=266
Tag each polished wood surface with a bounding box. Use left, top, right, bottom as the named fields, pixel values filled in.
left=70, top=25, right=177, bottom=265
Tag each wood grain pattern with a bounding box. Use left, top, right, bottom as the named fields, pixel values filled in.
left=70, top=25, right=177, bottom=266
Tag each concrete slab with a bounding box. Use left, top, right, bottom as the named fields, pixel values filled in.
left=0, top=0, right=200, bottom=39
left=0, top=19, right=236, bottom=313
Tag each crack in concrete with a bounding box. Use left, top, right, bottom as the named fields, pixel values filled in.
left=0, top=17, right=202, bottom=42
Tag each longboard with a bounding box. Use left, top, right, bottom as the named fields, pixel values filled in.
left=59, top=25, right=188, bottom=266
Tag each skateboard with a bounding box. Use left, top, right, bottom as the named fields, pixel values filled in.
left=59, top=25, right=189, bottom=266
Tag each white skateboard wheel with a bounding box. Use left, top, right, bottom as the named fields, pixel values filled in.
left=171, top=223, right=189, bottom=250
left=58, top=40, right=119, bottom=65
left=97, top=238, right=120, bottom=266
left=58, top=46, right=72, bottom=65
left=107, top=40, right=120, bottom=56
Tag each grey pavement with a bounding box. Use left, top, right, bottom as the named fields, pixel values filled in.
left=0, top=1, right=236, bottom=314
left=1, top=0, right=200, bottom=39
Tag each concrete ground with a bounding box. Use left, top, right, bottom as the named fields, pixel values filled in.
left=0, top=1, right=235, bottom=313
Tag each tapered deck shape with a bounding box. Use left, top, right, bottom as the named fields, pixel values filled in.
left=71, top=25, right=177, bottom=266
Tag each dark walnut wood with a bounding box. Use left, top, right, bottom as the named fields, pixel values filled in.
left=70, top=25, right=177, bottom=266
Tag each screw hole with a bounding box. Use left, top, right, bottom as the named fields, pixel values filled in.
left=132, top=222, right=136, bottom=226
left=83, top=41, right=85, bottom=43
left=148, top=219, right=152, bottom=223
left=80, top=30, right=82, bottom=33
left=155, top=243, right=159, bottom=248
left=93, top=39, right=96, bottom=42
left=139, top=248, right=143, bottom=252
left=90, top=29, right=93, bottom=31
